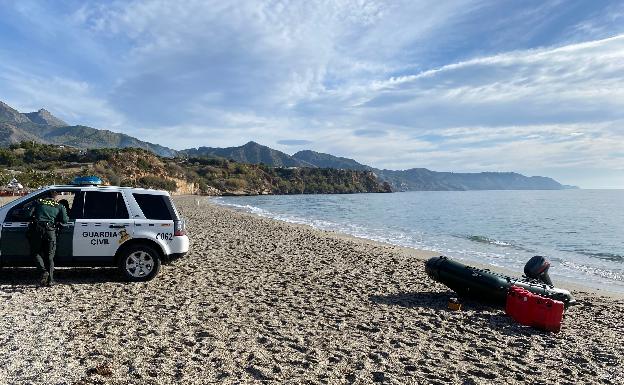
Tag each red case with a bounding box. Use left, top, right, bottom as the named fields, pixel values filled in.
left=532, top=297, right=564, bottom=332
left=506, top=286, right=535, bottom=325
left=505, top=285, right=564, bottom=333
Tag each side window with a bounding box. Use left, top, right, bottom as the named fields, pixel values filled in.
left=82, top=191, right=129, bottom=220
left=133, top=193, right=175, bottom=220
left=6, top=190, right=77, bottom=221
left=70, top=191, right=85, bottom=220
left=6, top=193, right=46, bottom=221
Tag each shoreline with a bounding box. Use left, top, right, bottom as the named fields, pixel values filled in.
left=0, top=195, right=622, bottom=384
left=209, top=196, right=624, bottom=300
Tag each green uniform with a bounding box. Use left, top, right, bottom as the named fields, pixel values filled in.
left=26, top=198, right=69, bottom=285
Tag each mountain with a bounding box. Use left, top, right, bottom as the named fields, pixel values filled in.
left=0, top=101, right=31, bottom=124
left=42, top=125, right=177, bottom=157
left=375, top=168, right=566, bottom=191
left=24, top=108, right=67, bottom=127
left=297, top=152, right=570, bottom=190
left=183, top=141, right=315, bottom=168
left=292, top=150, right=370, bottom=170
left=0, top=100, right=177, bottom=157
left=0, top=100, right=574, bottom=191
left=0, top=122, right=42, bottom=144
left=188, top=144, right=572, bottom=190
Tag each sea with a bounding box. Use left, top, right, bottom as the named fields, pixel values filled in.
left=214, top=190, right=624, bottom=294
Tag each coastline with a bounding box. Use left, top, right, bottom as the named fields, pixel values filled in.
left=210, top=196, right=623, bottom=300
left=0, top=195, right=622, bottom=384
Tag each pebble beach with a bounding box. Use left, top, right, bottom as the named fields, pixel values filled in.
left=0, top=196, right=622, bottom=384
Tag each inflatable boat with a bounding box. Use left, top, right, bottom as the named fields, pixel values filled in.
left=425, top=256, right=576, bottom=308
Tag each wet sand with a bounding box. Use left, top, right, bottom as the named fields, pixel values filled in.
left=0, top=196, right=622, bottom=384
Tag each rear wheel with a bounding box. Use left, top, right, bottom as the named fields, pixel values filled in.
left=118, top=244, right=161, bottom=282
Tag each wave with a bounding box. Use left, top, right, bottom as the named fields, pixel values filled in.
left=574, top=250, right=624, bottom=262
left=560, top=260, right=624, bottom=281
left=213, top=200, right=272, bottom=216
left=466, top=235, right=514, bottom=247
left=213, top=197, right=430, bottom=251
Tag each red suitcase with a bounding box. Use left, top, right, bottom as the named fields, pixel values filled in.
left=506, top=285, right=564, bottom=332
left=532, top=296, right=565, bottom=332
left=506, top=286, right=535, bottom=325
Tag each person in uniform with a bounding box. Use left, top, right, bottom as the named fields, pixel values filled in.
left=27, top=191, right=69, bottom=286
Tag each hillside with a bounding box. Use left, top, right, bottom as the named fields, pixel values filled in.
left=0, top=142, right=392, bottom=195
left=292, top=150, right=370, bottom=170
left=183, top=141, right=315, bottom=168
left=189, top=145, right=572, bottom=191
left=42, top=125, right=177, bottom=157
left=0, top=100, right=176, bottom=157
left=376, top=169, right=566, bottom=191
left=24, top=109, right=67, bottom=127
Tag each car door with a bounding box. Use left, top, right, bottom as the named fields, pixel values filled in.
left=0, top=190, right=75, bottom=266
left=73, top=190, right=133, bottom=265
left=56, top=193, right=80, bottom=264
left=0, top=198, right=36, bottom=266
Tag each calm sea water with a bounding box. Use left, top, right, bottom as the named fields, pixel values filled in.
left=214, top=190, right=624, bottom=293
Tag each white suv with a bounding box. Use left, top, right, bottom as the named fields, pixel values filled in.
left=0, top=182, right=189, bottom=281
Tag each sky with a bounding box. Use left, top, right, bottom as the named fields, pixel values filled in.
left=1, top=0, right=623, bottom=188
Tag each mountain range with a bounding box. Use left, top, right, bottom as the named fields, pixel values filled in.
left=183, top=143, right=316, bottom=168
left=0, top=101, right=176, bottom=157
left=0, top=100, right=574, bottom=190
left=183, top=142, right=572, bottom=190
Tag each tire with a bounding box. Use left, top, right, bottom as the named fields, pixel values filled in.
left=118, top=244, right=161, bottom=282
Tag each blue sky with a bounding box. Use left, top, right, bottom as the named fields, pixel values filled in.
left=1, top=0, right=623, bottom=188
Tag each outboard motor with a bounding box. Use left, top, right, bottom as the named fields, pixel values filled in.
left=524, top=256, right=553, bottom=285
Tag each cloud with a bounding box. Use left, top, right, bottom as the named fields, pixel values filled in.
left=567, top=2, right=624, bottom=42
left=0, top=64, right=124, bottom=129
left=1, top=1, right=624, bottom=187
left=277, top=139, right=313, bottom=146
left=353, top=129, right=387, bottom=138
left=303, top=34, right=624, bottom=183
left=69, top=0, right=479, bottom=125
left=348, top=35, right=624, bottom=127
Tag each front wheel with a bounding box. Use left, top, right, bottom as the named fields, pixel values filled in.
left=118, top=244, right=161, bottom=282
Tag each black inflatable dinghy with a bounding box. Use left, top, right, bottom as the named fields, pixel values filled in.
left=425, top=256, right=576, bottom=308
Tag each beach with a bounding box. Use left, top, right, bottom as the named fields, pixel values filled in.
left=0, top=196, right=622, bottom=384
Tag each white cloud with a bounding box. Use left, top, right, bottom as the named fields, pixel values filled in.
left=347, top=34, right=624, bottom=108
left=568, top=2, right=624, bottom=42
left=0, top=64, right=124, bottom=129
left=71, top=1, right=477, bottom=123
left=2, top=1, right=624, bottom=187
left=249, top=33, right=622, bottom=188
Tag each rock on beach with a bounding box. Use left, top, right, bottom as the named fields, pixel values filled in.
left=0, top=196, right=622, bottom=384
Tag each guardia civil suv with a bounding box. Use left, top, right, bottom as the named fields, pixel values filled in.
left=0, top=177, right=189, bottom=281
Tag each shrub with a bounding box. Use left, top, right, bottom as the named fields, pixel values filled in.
left=225, top=178, right=247, bottom=190
left=137, top=157, right=151, bottom=171
left=134, top=176, right=178, bottom=191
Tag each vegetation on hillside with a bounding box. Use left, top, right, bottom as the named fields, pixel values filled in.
left=183, top=141, right=314, bottom=168
left=0, top=142, right=392, bottom=195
